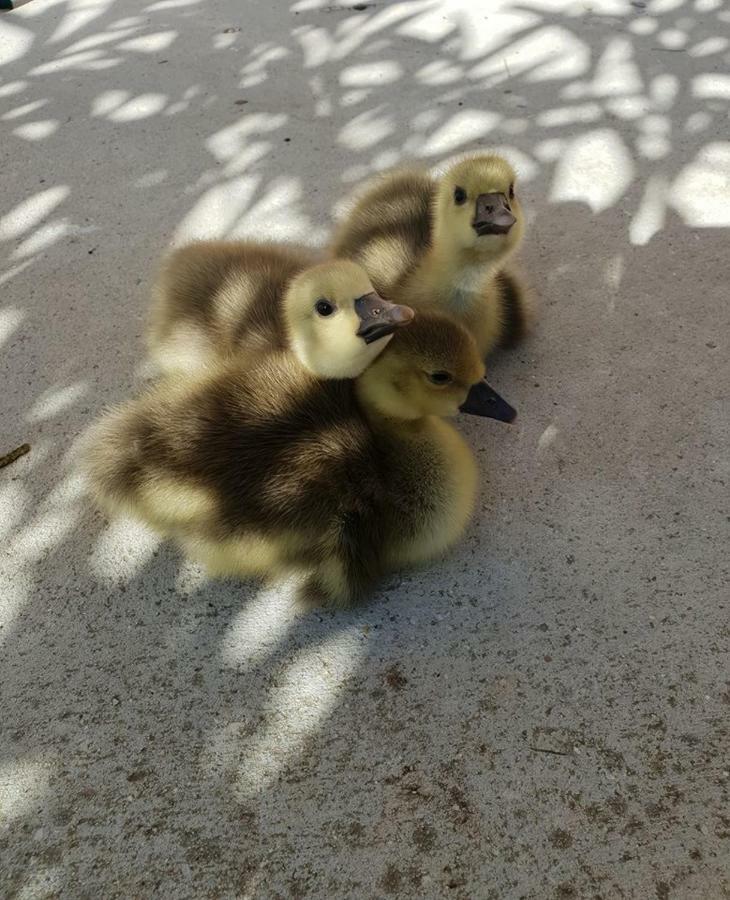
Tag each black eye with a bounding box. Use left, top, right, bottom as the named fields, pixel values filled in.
left=508, top=182, right=515, bottom=199
left=315, top=299, right=334, bottom=317
left=453, top=186, right=467, bottom=205
left=428, top=371, right=452, bottom=385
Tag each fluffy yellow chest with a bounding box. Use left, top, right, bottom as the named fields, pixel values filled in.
left=388, top=418, right=478, bottom=569
left=400, top=261, right=502, bottom=356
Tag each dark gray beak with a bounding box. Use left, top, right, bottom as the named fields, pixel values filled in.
left=459, top=379, right=516, bottom=422
left=355, top=292, right=415, bottom=344
left=473, top=192, right=516, bottom=236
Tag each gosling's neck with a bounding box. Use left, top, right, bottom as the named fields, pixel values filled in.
left=414, top=232, right=506, bottom=310
left=354, top=378, right=428, bottom=435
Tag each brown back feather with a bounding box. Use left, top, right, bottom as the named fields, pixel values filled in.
left=332, top=171, right=435, bottom=295
left=150, top=241, right=316, bottom=356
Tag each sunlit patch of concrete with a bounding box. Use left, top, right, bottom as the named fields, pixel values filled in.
left=296, top=25, right=333, bottom=69
left=173, top=176, right=260, bottom=240
left=338, top=107, right=394, bottom=151
left=0, top=307, right=25, bottom=349
left=0, top=81, right=28, bottom=99
left=0, top=757, right=51, bottom=823
left=119, top=30, right=177, bottom=53
left=0, top=17, right=33, bottom=66
left=28, top=382, right=89, bottom=424
left=91, top=89, right=129, bottom=117
left=590, top=37, right=643, bottom=97
left=649, top=73, right=679, bottom=110
left=107, top=93, right=168, bottom=123
left=671, top=143, right=730, bottom=227
left=692, top=74, right=730, bottom=99
left=419, top=110, right=501, bottom=156
left=628, top=16, right=658, bottom=35
left=31, top=50, right=120, bottom=76
left=637, top=134, right=670, bottom=160
left=206, top=113, right=288, bottom=162
left=470, top=26, right=589, bottom=86
left=340, top=88, right=370, bottom=107
left=135, top=169, right=168, bottom=189
left=0, top=481, right=29, bottom=543
left=62, top=25, right=141, bottom=55
left=205, top=629, right=366, bottom=800
left=0, top=260, right=35, bottom=288
left=650, top=0, right=685, bottom=12
left=340, top=60, right=403, bottom=87
left=12, top=120, right=59, bottom=142
left=657, top=29, right=687, bottom=50
left=537, top=423, right=559, bottom=453
left=88, top=517, right=163, bottom=582
left=694, top=0, right=723, bottom=11
left=220, top=582, right=297, bottom=668
left=684, top=111, right=712, bottom=133
left=371, top=148, right=403, bottom=171
left=1, top=99, right=49, bottom=121
left=0, top=187, right=69, bottom=242
left=233, top=175, right=323, bottom=243
left=537, top=103, right=602, bottom=128
left=630, top=175, right=668, bottom=246
left=603, top=253, right=625, bottom=292
left=417, top=59, right=463, bottom=85
left=550, top=129, right=633, bottom=213
left=48, top=0, right=116, bottom=44
left=145, top=0, right=202, bottom=10
left=688, top=36, right=729, bottom=57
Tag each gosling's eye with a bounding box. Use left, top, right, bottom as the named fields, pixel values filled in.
left=315, top=299, right=334, bottom=317
left=428, top=371, right=452, bottom=385
left=508, top=182, right=515, bottom=200
left=453, top=186, right=467, bottom=206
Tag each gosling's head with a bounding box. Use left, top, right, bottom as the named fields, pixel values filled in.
left=284, top=260, right=414, bottom=379
left=357, top=311, right=516, bottom=422
left=433, top=154, right=524, bottom=262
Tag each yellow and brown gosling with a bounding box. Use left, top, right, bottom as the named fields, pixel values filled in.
left=331, top=153, right=533, bottom=356
left=148, top=240, right=413, bottom=379
left=84, top=312, right=515, bottom=608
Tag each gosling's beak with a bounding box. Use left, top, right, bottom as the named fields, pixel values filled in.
left=459, top=379, right=516, bottom=423
left=472, top=192, right=516, bottom=236
left=355, top=292, right=415, bottom=344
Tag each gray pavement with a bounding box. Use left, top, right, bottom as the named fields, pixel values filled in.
left=1, top=0, right=729, bottom=897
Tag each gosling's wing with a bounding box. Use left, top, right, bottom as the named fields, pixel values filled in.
left=146, top=241, right=316, bottom=374
left=330, top=168, right=435, bottom=297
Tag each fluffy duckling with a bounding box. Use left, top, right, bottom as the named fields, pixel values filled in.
left=84, top=313, right=515, bottom=608
left=331, top=153, right=532, bottom=356
left=147, top=240, right=413, bottom=379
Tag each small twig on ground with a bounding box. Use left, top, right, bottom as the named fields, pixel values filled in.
left=0, top=443, right=31, bottom=469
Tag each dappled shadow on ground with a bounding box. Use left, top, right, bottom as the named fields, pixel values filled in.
left=1, top=0, right=729, bottom=896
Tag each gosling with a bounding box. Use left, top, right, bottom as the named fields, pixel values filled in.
left=84, top=313, right=515, bottom=608
left=148, top=241, right=413, bottom=379
left=331, top=153, right=532, bottom=356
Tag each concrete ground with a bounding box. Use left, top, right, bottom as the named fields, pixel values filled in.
left=1, top=0, right=729, bottom=897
